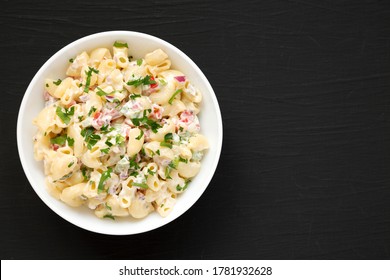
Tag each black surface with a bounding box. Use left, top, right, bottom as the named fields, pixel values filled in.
left=1, top=0, right=390, bottom=259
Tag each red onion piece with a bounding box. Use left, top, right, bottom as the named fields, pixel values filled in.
left=174, top=76, right=186, bottom=82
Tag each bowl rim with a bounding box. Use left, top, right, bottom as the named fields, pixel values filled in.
left=16, top=30, right=223, bottom=235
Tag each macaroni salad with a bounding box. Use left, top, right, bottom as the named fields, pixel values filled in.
left=32, top=41, right=208, bottom=220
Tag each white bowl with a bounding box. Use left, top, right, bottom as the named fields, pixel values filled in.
left=17, top=31, right=223, bottom=235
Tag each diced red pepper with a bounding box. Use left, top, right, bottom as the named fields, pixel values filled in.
left=93, top=112, right=101, bottom=120
left=150, top=76, right=158, bottom=89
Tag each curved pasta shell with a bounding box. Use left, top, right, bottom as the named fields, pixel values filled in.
left=127, top=127, right=144, bottom=157
left=50, top=77, right=73, bottom=99
left=113, top=46, right=129, bottom=68
left=155, top=192, right=176, bottom=217
left=89, top=48, right=112, bottom=68
left=177, top=161, right=201, bottom=178
left=60, top=183, right=86, bottom=207
left=148, top=81, right=176, bottom=105
left=50, top=149, right=77, bottom=181
left=128, top=194, right=154, bottom=219
left=32, top=104, right=57, bottom=133
left=162, top=100, right=186, bottom=117
left=106, top=196, right=130, bottom=217
left=67, top=124, right=84, bottom=157
left=66, top=51, right=89, bottom=77
left=145, top=49, right=168, bottom=66
left=188, top=134, right=209, bottom=152
left=81, top=145, right=102, bottom=169
left=149, top=121, right=175, bottom=142
left=97, top=59, right=116, bottom=84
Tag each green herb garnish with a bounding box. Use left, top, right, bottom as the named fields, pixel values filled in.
left=81, top=167, right=91, bottom=181
left=165, top=165, right=173, bottom=179
left=136, top=59, right=142, bottom=66
left=129, top=171, right=139, bottom=177
left=129, top=156, right=140, bottom=170
left=81, top=127, right=94, bottom=139
left=160, top=141, right=172, bottom=148
left=133, top=182, right=149, bottom=189
left=96, top=87, right=115, bottom=97
left=55, top=172, right=73, bottom=182
left=168, top=89, right=182, bottom=104
left=84, top=67, right=99, bottom=93
left=56, top=106, right=74, bottom=125
left=159, top=79, right=167, bottom=86
left=176, top=180, right=191, bottom=192
left=96, top=87, right=109, bottom=96
left=113, top=41, right=128, bottom=48
left=164, top=133, right=173, bottom=142
left=53, top=79, right=62, bottom=86
left=103, top=214, right=115, bottom=220
left=164, top=160, right=178, bottom=179
left=130, top=94, right=141, bottom=100
left=135, top=129, right=144, bottom=140
left=170, top=158, right=179, bottom=169
left=131, top=110, right=162, bottom=133
left=88, top=106, right=97, bottom=117
left=105, top=139, right=113, bottom=147
left=67, top=161, right=74, bottom=168
left=67, top=137, right=74, bottom=146
left=179, top=156, right=188, bottom=163
left=115, top=134, right=125, bottom=145
left=127, top=75, right=156, bottom=87
left=50, top=135, right=67, bottom=146
left=97, top=167, right=112, bottom=194
left=101, top=148, right=110, bottom=154
left=160, top=133, right=174, bottom=148
left=100, top=124, right=114, bottom=134
left=81, top=127, right=101, bottom=149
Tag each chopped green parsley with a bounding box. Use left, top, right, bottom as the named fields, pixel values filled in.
left=113, top=41, right=128, bottom=48
left=127, top=75, right=156, bottom=87
left=168, top=89, right=182, bottom=104
left=97, top=167, right=112, bottom=194
left=88, top=106, right=97, bottom=116
left=130, top=94, right=141, bottom=100
left=135, top=129, right=144, bottom=140
left=84, top=67, right=99, bottom=93
left=103, top=214, right=115, bottom=220
left=53, top=79, right=62, bottom=86
left=50, top=135, right=67, bottom=146
left=56, top=106, right=74, bottom=125
left=81, top=127, right=101, bottom=149
left=132, top=182, right=148, bottom=189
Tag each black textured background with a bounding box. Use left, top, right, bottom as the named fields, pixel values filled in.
left=1, top=0, right=390, bottom=259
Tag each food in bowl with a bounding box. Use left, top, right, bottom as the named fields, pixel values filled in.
left=32, top=41, right=209, bottom=220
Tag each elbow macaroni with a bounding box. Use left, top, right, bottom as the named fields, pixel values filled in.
left=32, top=41, right=209, bottom=220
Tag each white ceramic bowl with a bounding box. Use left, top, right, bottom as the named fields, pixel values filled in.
left=17, top=31, right=223, bottom=235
